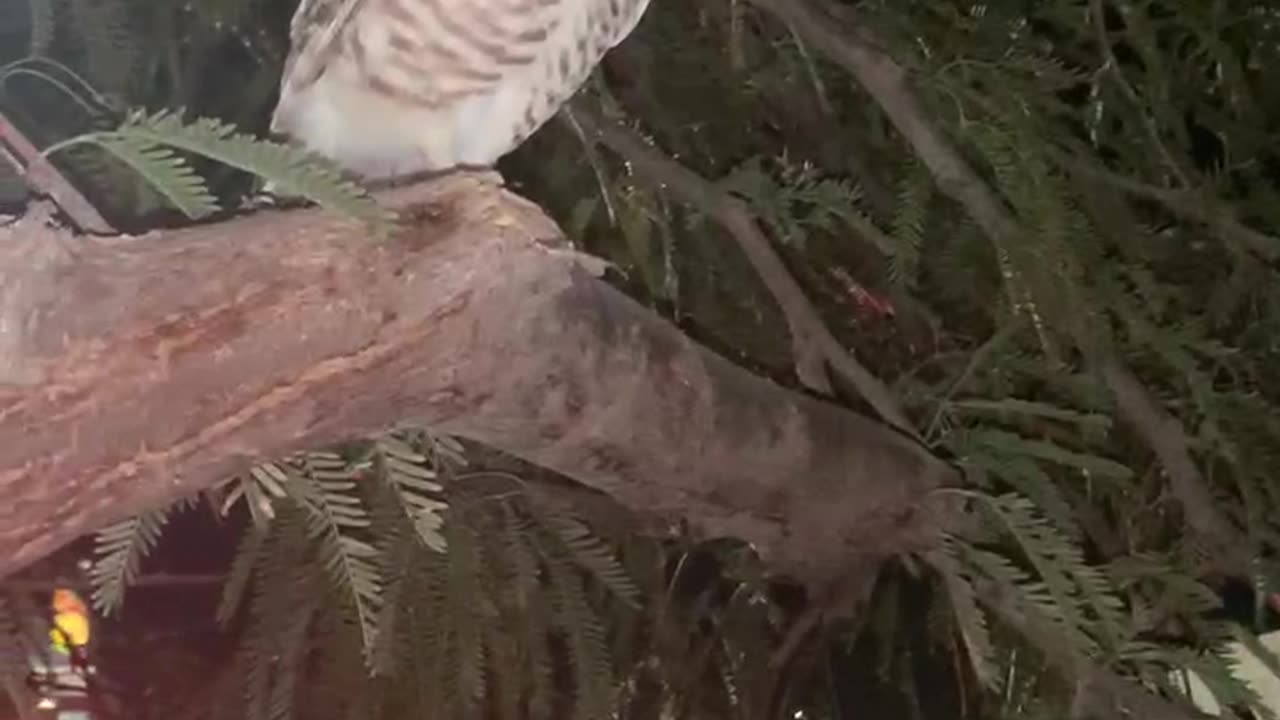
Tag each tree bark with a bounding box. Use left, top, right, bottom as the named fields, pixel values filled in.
left=0, top=173, right=956, bottom=582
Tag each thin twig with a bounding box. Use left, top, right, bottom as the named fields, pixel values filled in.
left=1, top=573, right=225, bottom=592
left=1100, top=360, right=1246, bottom=575
left=559, top=105, right=619, bottom=226
left=1087, top=0, right=1191, bottom=187
left=0, top=112, right=113, bottom=234
left=570, top=104, right=917, bottom=437
left=971, top=574, right=1209, bottom=720
left=1060, top=154, right=1278, bottom=260
left=746, top=0, right=1245, bottom=567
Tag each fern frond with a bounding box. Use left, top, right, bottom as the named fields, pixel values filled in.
left=977, top=493, right=1102, bottom=655
left=887, top=158, right=932, bottom=288
left=950, top=397, right=1112, bottom=431
left=983, top=490, right=1126, bottom=651
left=1163, top=645, right=1275, bottom=720
left=43, top=109, right=394, bottom=234
left=501, top=500, right=543, bottom=610
left=443, top=516, right=487, bottom=718
left=960, top=541, right=1079, bottom=658
left=373, top=433, right=448, bottom=553
left=402, top=546, right=451, bottom=715
left=265, top=588, right=320, bottom=720
left=239, top=504, right=313, bottom=720
left=928, top=540, right=998, bottom=690
left=957, top=450, right=1082, bottom=543
left=75, top=132, right=218, bottom=217
left=285, top=450, right=382, bottom=664
left=536, top=511, right=640, bottom=608
left=494, top=499, right=557, bottom=720
left=547, top=549, right=616, bottom=720
left=368, top=492, right=413, bottom=679
left=88, top=502, right=181, bottom=616
left=966, top=427, right=1133, bottom=481
left=232, top=461, right=293, bottom=527
left=217, top=524, right=268, bottom=627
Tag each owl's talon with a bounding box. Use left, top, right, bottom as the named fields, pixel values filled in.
left=242, top=192, right=279, bottom=210
left=364, top=166, right=497, bottom=192
left=240, top=188, right=311, bottom=212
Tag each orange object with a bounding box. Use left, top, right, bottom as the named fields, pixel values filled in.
left=51, top=589, right=87, bottom=616
left=47, top=589, right=91, bottom=652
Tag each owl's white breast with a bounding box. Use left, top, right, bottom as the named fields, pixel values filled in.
left=272, top=67, right=444, bottom=179
left=272, top=0, right=653, bottom=180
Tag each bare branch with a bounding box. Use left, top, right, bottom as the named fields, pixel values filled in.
left=0, top=111, right=114, bottom=235
left=747, top=0, right=1244, bottom=570
left=1101, top=361, right=1247, bottom=575
left=569, top=105, right=918, bottom=438
left=972, top=574, right=1211, bottom=720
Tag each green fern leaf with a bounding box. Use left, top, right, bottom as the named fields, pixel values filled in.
left=217, top=525, right=268, bottom=627
left=1167, top=646, right=1275, bottom=720
left=538, top=513, right=640, bottom=608
left=951, top=397, right=1113, bottom=430
left=89, top=134, right=218, bottom=218
left=373, top=433, right=448, bottom=553
left=44, top=109, right=394, bottom=234
left=501, top=500, right=542, bottom=610
left=958, top=451, right=1083, bottom=543
left=967, top=428, right=1133, bottom=480
left=887, top=158, right=932, bottom=289
left=285, top=451, right=383, bottom=663
left=442, top=517, right=486, bottom=717
left=547, top=550, right=615, bottom=720
left=266, top=590, right=319, bottom=720
left=88, top=503, right=179, bottom=616
left=960, top=542, right=1079, bottom=655
left=929, top=540, right=999, bottom=690
left=979, top=494, right=1101, bottom=654
left=239, top=505, right=312, bottom=720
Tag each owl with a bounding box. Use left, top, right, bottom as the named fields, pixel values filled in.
left=270, top=0, right=653, bottom=180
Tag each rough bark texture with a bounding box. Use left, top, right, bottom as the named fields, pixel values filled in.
left=0, top=173, right=957, bottom=582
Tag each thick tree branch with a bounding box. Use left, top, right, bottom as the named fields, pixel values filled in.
left=0, top=173, right=956, bottom=583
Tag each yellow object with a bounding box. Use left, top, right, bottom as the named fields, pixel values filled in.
left=47, top=589, right=91, bottom=653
